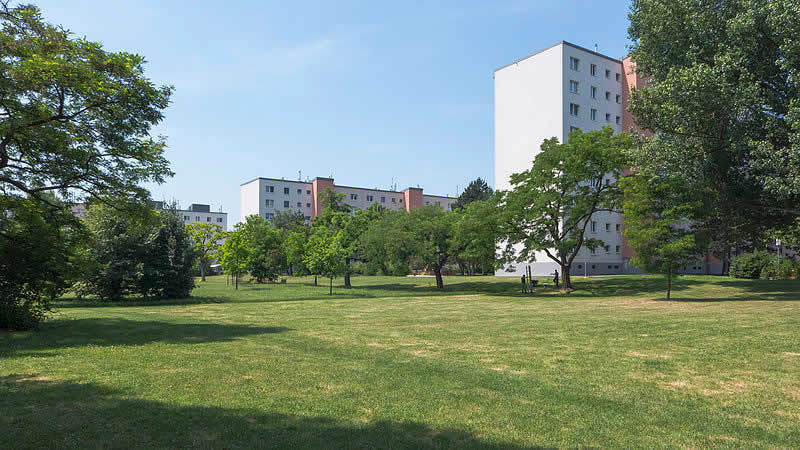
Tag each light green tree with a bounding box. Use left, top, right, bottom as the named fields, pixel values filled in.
left=220, top=228, right=248, bottom=290
left=621, top=174, right=707, bottom=299
left=240, top=215, right=285, bottom=283
left=303, top=228, right=348, bottom=295
left=186, top=222, right=225, bottom=281
left=499, top=127, right=632, bottom=291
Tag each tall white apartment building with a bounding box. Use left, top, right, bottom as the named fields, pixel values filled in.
left=151, top=201, right=228, bottom=231
left=240, top=176, right=455, bottom=223
left=494, top=41, right=632, bottom=276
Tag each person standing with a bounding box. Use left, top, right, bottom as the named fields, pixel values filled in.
left=521, top=274, right=528, bottom=293
left=553, top=270, right=560, bottom=288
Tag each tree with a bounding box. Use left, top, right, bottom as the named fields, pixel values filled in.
left=499, top=127, right=632, bottom=292
left=0, top=196, right=83, bottom=329
left=621, top=174, right=707, bottom=299
left=304, top=227, right=347, bottom=295
left=359, top=210, right=415, bottom=276
left=240, top=215, right=285, bottom=283
left=282, top=229, right=309, bottom=276
left=220, top=228, right=248, bottom=290
left=186, top=222, right=225, bottom=281
left=627, top=0, right=800, bottom=254
left=0, top=2, right=173, bottom=208
left=451, top=198, right=500, bottom=275
left=407, top=205, right=458, bottom=289
left=137, top=206, right=195, bottom=299
left=273, top=209, right=307, bottom=232
left=452, top=178, right=493, bottom=210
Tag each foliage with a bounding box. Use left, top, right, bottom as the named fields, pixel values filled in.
left=220, top=228, right=248, bottom=290
left=282, top=229, right=309, bottom=275
left=240, top=215, right=285, bottom=283
left=0, top=2, right=173, bottom=207
left=621, top=174, right=707, bottom=299
left=82, top=201, right=194, bottom=300
left=729, top=251, right=773, bottom=279
left=272, top=209, right=307, bottom=232
left=759, top=258, right=799, bottom=280
left=627, top=0, right=800, bottom=259
left=359, top=211, right=416, bottom=276
left=186, top=222, right=225, bottom=281
left=451, top=177, right=493, bottom=210
left=451, top=197, right=500, bottom=275
left=303, top=227, right=348, bottom=294
left=499, top=127, right=632, bottom=291
left=406, top=205, right=458, bottom=289
left=0, top=196, right=83, bottom=329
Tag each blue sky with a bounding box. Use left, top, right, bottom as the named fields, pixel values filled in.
left=34, top=0, right=632, bottom=223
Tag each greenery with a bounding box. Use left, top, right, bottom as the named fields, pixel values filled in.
left=729, top=251, right=774, bottom=280
left=82, top=202, right=195, bottom=300
left=627, top=0, right=800, bottom=264
left=451, top=198, right=500, bottom=275
left=303, top=227, right=348, bottom=295
left=1, top=275, right=798, bottom=447
left=760, top=258, right=799, bottom=280
left=220, top=227, right=248, bottom=290
left=499, top=127, right=632, bottom=291
left=451, top=177, right=493, bottom=210
left=621, top=174, right=707, bottom=299
left=185, top=222, right=225, bottom=282
left=240, top=215, right=286, bottom=283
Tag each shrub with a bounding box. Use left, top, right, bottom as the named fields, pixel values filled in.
left=729, top=250, right=772, bottom=279
left=760, top=258, right=799, bottom=280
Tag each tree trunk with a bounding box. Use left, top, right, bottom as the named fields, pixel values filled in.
left=344, top=258, right=351, bottom=288
left=561, top=264, right=572, bottom=292
left=235, top=274, right=239, bottom=290
left=200, top=262, right=206, bottom=282
left=329, top=277, right=333, bottom=295
left=434, top=266, right=444, bottom=289
left=666, top=269, right=672, bottom=300
left=314, top=275, right=317, bottom=286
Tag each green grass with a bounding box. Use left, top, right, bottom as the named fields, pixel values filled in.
left=2, top=275, right=799, bottom=448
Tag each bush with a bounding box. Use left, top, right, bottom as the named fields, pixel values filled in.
left=729, top=251, right=773, bottom=279
left=760, top=258, right=799, bottom=280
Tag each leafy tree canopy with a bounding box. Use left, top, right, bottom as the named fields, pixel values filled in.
left=452, top=178, right=493, bottom=210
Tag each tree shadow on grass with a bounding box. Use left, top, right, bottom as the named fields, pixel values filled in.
left=0, top=318, right=292, bottom=358
left=0, top=375, right=527, bottom=449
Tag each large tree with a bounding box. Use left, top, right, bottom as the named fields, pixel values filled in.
left=304, top=227, right=348, bottom=295
left=240, top=215, right=285, bottom=283
left=186, top=222, right=225, bottom=281
left=407, top=205, right=458, bottom=289
left=451, top=197, right=500, bottom=276
left=0, top=2, right=173, bottom=207
left=627, top=0, right=800, bottom=256
left=499, top=127, right=632, bottom=292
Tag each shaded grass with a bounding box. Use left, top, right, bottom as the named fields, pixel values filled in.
left=2, top=275, right=799, bottom=448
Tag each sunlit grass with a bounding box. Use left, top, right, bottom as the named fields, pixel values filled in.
left=2, top=275, right=799, bottom=448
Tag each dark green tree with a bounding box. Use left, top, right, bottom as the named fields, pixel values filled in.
left=452, top=178, right=493, bottom=210
left=137, top=206, right=195, bottom=298
left=451, top=197, right=500, bottom=275
left=272, top=209, right=307, bottom=232
left=359, top=210, right=415, bottom=276
left=240, top=215, right=285, bottom=283
left=407, top=205, right=458, bottom=289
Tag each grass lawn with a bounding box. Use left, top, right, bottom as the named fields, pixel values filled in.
left=2, top=274, right=799, bottom=448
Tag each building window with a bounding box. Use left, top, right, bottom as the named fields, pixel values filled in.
left=605, top=113, right=611, bottom=122
left=616, top=224, right=621, bottom=232
left=605, top=91, right=611, bottom=101
left=350, top=194, right=358, bottom=200
left=195, top=216, right=200, bottom=221
left=381, top=196, right=386, bottom=203
left=615, top=245, right=621, bottom=253
left=284, top=187, right=290, bottom=195
left=616, top=94, right=621, bottom=104
left=590, top=109, right=597, bottom=121
left=283, top=200, right=290, bottom=208
left=306, top=190, right=311, bottom=195
left=306, top=203, right=311, bottom=208
left=265, top=213, right=274, bottom=220
left=591, top=221, right=597, bottom=233
left=183, top=215, right=189, bottom=221
left=217, top=218, right=223, bottom=223
left=605, top=223, right=610, bottom=232
left=297, top=202, right=302, bottom=208
left=616, top=116, right=621, bottom=124
left=590, top=86, right=597, bottom=99
left=569, top=80, right=579, bottom=93
left=569, top=126, right=580, bottom=133
left=265, top=199, right=274, bottom=207
left=399, top=198, right=403, bottom=203
left=297, top=189, right=301, bottom=194
left=569, top=103, right=579, bottom=116
left=569, top=57, right=579, bottom=71
left=590, top=64, right=597, bottom=76
left=591, top=248, right=597, bottom=255
left=266, top=185, right=274, bottom=193
left=391, top=198, right=396, bottom=203
left=207, top=217, right=211, bottom=222
left=367, top=195, right=374, bottom=202
left=605, top=69, right=610, bottom=79
left=425, top=201, right=430, bottom=206
left=616, top=73, right=621, bottom=82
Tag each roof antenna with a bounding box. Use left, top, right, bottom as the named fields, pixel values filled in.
left=594, top=43, right=598, bottom=53
left=298, top=170, right=302, bottom=181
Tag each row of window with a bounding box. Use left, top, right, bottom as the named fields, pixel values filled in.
left=265, top=185, right=312, bottom=196
left=591, top=221, right=622, bottom=233
left=577, top=264, right=621, bottom=270
left=183, top=215, right=224, bottom=223
left=569, top=57, right=621, bottom=82
left=569, top=80, right=621, bottom=104
left=568, top=104, right=621, bottom=125
left=266, top=199, right=312, bottom=209
left=589, top=246, right=622, bottom=255
left=264, top=212, right=311, bottom=221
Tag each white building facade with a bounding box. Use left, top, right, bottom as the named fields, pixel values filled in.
left=175, top=203, right=228, bottom=231
left=241, top=177, right=455, bottom=223
left=494, top=41, right=630, bottom=276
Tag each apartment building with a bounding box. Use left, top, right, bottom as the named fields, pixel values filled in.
left=495, top=41, right=724, bottom=276
left=240, top=176, right=455, bottom=223
left=151, top=201, right=228, bottom=231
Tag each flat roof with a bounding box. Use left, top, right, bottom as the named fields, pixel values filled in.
left=241, top=176, right=455, bottom=198
left=495, top=40, right=623, bottom=73
left=240, top=177, right=312, bottom=186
